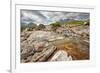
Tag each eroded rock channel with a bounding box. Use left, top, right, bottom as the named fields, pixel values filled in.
left=21, top=24, right=89, bottom=63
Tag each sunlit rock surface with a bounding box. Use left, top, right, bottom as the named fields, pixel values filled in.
left=50, top=50, right=72, bottom=61
left=20, top=24, right=89, bottom=63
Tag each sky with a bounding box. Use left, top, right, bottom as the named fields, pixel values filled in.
left=21, top=10, right=89, bottom=25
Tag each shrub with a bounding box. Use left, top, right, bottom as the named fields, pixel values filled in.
left=50, top=22, right=61, bottom=31
left=37, top=24, right=45, bottom=30
left=50, top=22, right=61, bottom=27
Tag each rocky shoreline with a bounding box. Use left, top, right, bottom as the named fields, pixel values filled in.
left=21, top=24, right=89, bottom=63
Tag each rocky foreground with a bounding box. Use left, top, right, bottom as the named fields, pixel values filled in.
left=21, top=24, right=89, bottom=63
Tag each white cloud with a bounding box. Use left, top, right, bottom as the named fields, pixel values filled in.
left=21, top=10, right=89, bottom=25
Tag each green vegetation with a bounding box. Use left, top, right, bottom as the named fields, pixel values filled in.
left=50, top=20, right=88, bottom=27
left=21, top=20, right=89, bottom=32
left=50, top=22, right=61, bottom=27
left=36, top=24, right=45, bottom=30
left=64, top=20, right=86, bottom=25
left=50, top=22, right=61, bottom=31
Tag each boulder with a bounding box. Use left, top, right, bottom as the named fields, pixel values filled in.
left=31, top=46, right=57, bottom=62
left=50, top=50, right=72, bottom=61
left=32, top=40, right=49, bottom=52
left=27, top=31, right=63, bottom=43
left=21, top=46, right=34, bottom=59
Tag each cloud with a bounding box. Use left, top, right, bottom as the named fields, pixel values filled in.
left=21, top=10, right=47, bottom=24
left=21, top=10, right=89, bottom=25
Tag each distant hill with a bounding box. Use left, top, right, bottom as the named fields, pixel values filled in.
left=59, top=18, right=74, bottom=23
left=21, top=22, right=36, bottom=31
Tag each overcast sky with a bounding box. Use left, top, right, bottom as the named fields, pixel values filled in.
left=21, top=10, right=89, bottom=25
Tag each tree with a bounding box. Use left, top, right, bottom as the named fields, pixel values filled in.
left=37, top=24, right=45, bottom=30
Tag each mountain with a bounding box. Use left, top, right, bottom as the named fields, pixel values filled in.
left=21, top=22, right=36, bottom=31
left=59, top=18, right=74, bottom=23
left=28, top=22, right=36, bottom=28
left=59, top=18, right=77, bottom=25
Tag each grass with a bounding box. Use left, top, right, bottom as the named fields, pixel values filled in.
left=64, top=20, right=86, bottom=25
